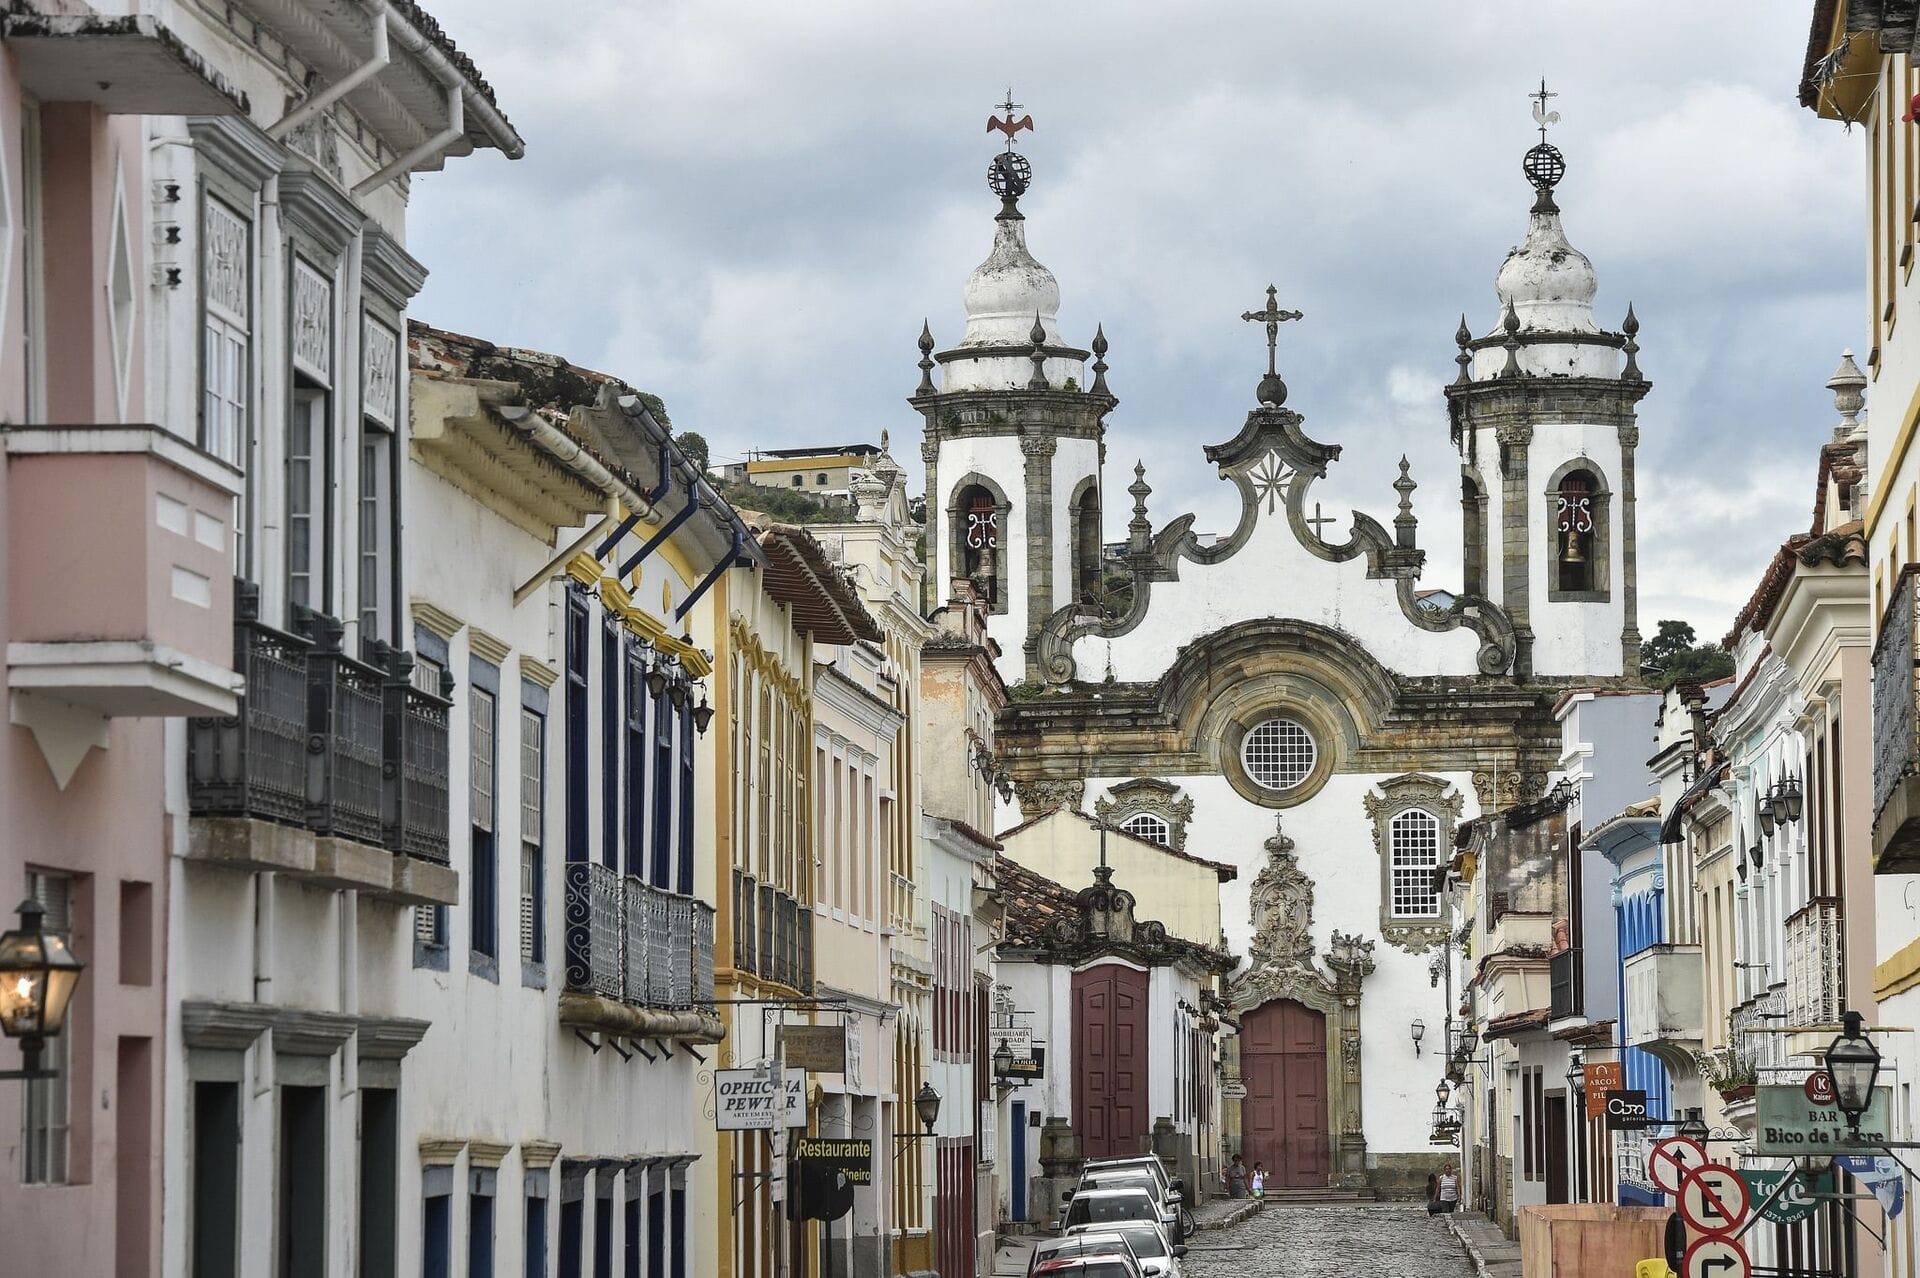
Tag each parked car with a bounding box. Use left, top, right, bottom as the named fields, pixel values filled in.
left=1033, top=1257, right=1146, bottom=1278
left=1058, top=1186, right=1164, bottom=1233
left=1076, top=1168, right=1187, bottom=1239
left=1066, top=1219, right=1187, bottom=1278
left=1081, top=1157, right=1195, bottom=1238
left=1028, top=1232, right=1143, bottom=1277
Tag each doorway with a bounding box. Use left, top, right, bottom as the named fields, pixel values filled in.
left=1240, top=1000, right=1329, bottom=1188
left=1072, top=964, right=1150, bottom=1158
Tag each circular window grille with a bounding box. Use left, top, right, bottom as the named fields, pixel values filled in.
left=1240, top=718, right=1316, bottom=790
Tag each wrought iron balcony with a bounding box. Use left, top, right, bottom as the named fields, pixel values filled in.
left=562, top=863, right=718, bottom=1024
left=187, top=584, right=455, bottom=902
left=1549, top=947, right=1579, bottom=1021
left=188, top=586, right=309, bottom=827
left=1874, top=565, right=1920, bottom=870
left=1785, top=898, right=1844, bottom=1029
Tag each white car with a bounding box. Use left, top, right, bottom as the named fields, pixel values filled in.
left=1081, top=1158, right=1194, bottom=1238
left=1059, top=1186, right=1164, bottom=1234
left=1067, top=1219, right=1187, bottom=1278
left=1028, top=1231, right=1143, bottom=1276
left=1076, top=1168, right=1183, bottom=1238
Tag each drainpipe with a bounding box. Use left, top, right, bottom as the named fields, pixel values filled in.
left=354, top=82, right=462, bottom=195
left=514, top=497, right=620, bottom=607
left=494, top=406, right=654, bottom=520
left=269, top=0, right=390, bottom=140
left=378, top=1, right=522, bottom=160
left=596, top=439, right=675, bottom=561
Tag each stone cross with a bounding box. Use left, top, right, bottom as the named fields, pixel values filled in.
left=1305, top=502, right=1335, bottom=538
left=1241, top=284, right=1303, bottom=378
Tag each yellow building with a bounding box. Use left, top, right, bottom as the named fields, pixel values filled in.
left=713, top=520, right=880, bottom=1278
left=744, top=444, right=882, bottom=494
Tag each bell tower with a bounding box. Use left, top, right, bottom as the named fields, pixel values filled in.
left=1445, top=85, right=1647, bottom=681
left=912, top=94, right=1117, bottom=684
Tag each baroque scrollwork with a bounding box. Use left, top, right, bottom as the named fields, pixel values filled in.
left=1093, top=777, right=1196, bottom=852
left=1012, top=776, right=1085, bottom=818
left=1033, top=403, right=1518, bottom=683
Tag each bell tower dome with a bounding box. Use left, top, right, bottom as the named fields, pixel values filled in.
left=913, top=97, right=1117, bottom=684
left=1445, top=85, right=1648, bottom=681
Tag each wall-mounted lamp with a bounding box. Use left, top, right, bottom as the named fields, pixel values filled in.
left=0, top=899, right=85, bottom=1080
left=1411, top=1018, right=1426, bottom=1057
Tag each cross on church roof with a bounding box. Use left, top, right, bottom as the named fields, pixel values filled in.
left=987, top=88, right=1034, bottom=151
left=1241, top=283, right=1303, bottom=407
left=1530, top=78, right=1560, bottom=143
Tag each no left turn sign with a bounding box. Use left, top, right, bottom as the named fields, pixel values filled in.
left=1679, top=1164, right=1751, bottom=1237
left=1682, top=1235, right=1751, bottom=1278
left=1648, top=1136, right=1708, bottom=1195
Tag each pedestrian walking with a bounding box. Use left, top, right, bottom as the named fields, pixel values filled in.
left=1227, top=1154, right=1248, bottom=1199
left=1425, top=1170, right=1441, bottom=1214
left=1250, top=1162, right=1266, bottom=1198
left=1436, top=1165, right=1459, bottom=1214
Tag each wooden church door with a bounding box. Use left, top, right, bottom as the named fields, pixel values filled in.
left=1241, top=999, right=1329, bottom=1187
left=1072, top=964, right=1149, bottom=1157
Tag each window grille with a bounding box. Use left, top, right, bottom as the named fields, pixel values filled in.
left=1118, top=812, right=1171, bottom=846
left=1390, top=809, right=1442, bottom=918
left=1241, top=718, right=1315, bottom=790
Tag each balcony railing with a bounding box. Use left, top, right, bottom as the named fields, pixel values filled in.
left=1549, top=948, right=1578, bottom=1020
left=188, top=583, right=451, bottom=867
left=732, top=872, right=812, bottom=993
left=1731, top=986, right=1786, bottom=1076
left=1785, top=898, right=1844, bottom=1028
left=188, top=593, right=309, bottom=825
left=563, top=862, right=715, bottom=1010
left=1874, top=565, right=1920, bottom=869
left=300, top=610, right=385, bottom=847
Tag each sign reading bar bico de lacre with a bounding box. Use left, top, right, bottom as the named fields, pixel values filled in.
left=1753, top=1084, right=1891, bottom=1157
left=714, top=1069, right=806, bottom=1131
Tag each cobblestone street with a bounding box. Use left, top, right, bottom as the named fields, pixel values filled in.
left=1181, top=1204, right=1479, bottom=1278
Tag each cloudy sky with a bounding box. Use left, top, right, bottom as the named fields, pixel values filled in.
left=410, top=1, right=1860, bottom=644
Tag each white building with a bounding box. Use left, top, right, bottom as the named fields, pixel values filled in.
left=929, top=116, right=1647, bottom=1197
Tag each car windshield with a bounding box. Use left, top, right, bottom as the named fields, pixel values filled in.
left=1066, top=1194, right=1157, bottom=1226
left=1086, top=1174, right=1161, bottom=1198
left=1110, top=1227, right=1167, bottom=1259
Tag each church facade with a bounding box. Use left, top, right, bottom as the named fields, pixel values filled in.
left=914, top=116, right=1647, bottom=1195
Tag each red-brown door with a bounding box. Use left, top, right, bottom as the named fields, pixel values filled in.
left=1241, top=1000, right=1329, bottom=1187
left=1073, top=964, right=1150, bottom=1158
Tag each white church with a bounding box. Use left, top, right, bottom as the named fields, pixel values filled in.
left=915, top=109, right=1646, bottom=1195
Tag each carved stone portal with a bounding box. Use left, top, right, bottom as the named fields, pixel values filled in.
left=1363, top=773, right=1465, bottom=954
left=1228, top=818, right=1376, bottom=1187
left=1093, top=777, right=1196, bottom=852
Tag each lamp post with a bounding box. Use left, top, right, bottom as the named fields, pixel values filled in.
left=0, top=898, right=85, bottom=1080
left=1565, top=1052, right=1584, bottom=1203
left=1825, top=1011, right=1881, bottom=1138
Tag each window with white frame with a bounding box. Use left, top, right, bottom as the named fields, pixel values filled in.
left=1118, top=812, right=1171, bottom=846
left=1389, top=809, right=1442, bottom=918
left=21, top=869, right=72, bottom=1185
left=520, top=702, right=545, bottom=965
left=1241, top=717, right=1316, bottom=790
left=287, top=258, right=332, bottom=620
left=201, top=195, right=250, bottom=468
left=358, top=317, right=398, bottom=651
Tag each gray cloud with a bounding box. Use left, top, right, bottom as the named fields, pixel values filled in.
left=410, top=1, right=1862, bottom=645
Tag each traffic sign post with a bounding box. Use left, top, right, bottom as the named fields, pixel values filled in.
left=1678, top=1164, right=1751, bottom=1238
left=1648, top=1137, right=1708, bottom=1195
left=1681, top=1235, right=1750, bottom=1278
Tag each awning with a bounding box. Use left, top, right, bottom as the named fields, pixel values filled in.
left=3, top=14, right=247, bottom=115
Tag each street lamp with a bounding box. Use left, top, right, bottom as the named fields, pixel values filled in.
left=0, top=898, right=85, bottom=1080
left=1825, top=1010, right=1882, bottom=1137
left=1411, top=1018, right=1425, bottom=1057
left=914, top=1082, right=942, bottom=1134
left=1678, top=1108, right=1710, bottom=1145
left=692, top=689, right=715, bottom=736
left=1435, top=1080, right=1450, bottom=1106
left=1783, top=775, right=1804, bottom=824
left=1565, top=1051, right=1583, bottom=1093
left=993, top=1038, right=1014, bottom=1080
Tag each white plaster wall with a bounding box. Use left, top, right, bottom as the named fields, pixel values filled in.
left=937, top=433, right=1033, bottom=682
left=1051, top=442, right=1101, bottom=614
left=1087, top=769, right=1479, bottom=1157
left=1079, top=497, right=1485, bottom=682
left=1525, top=425, right=1628, bottom=678
left=941, top=351, right=1086, bottom=394
left=1469, top=337, right=1621, bottom=381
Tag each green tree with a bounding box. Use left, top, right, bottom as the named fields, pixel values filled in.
left=1640, top=618, right=1733, bottom=687
left=679, top=431, right=711, bottom=473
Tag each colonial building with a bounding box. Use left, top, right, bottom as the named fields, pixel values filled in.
left=403, top=326, right=743, bottom=1276
left=921, top=107, right=1647, bottom=1196
left=0, top=2, right=520, bottom=1274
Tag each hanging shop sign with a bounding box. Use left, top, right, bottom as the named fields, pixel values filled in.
left=792, top=1136, right=874, bottom=1185
left=1737, top=1169, right=1830, bottom=1225
left=714, top=1068, right=806, bottom=1131
left=779, top=1025, right=848, bottom=1074
left=1603, top=1089, right=1649, bottom=1131
left=1005, top=1045, right=1046, bottom=1080
left=1222, top=1080, right=1249, bottom=1101
left=991, top=1026, right=1035, bottom=1061
left=1834, top=1155, right=1908, bottom=1218
left=1753, top=1084, right=1891, bottom=1156
left=1583, top=1062, right=1624, bottom=1118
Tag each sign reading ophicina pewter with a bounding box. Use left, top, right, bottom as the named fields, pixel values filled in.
left=714, top=1068, right=806, bottom=1131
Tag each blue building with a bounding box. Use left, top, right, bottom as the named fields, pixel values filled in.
left=1588, top=805, right=1670, bottom=1206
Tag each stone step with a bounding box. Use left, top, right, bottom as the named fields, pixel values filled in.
left=1258, top=1187, right=1380, bottom=1203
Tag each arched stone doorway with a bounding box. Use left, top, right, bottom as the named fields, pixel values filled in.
left=1240, top=999, right=1328, bottom=1187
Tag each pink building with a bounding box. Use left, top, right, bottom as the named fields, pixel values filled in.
left=0, top=4, right=517, bottom=1274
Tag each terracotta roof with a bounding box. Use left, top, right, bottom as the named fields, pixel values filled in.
left=756, top=525, right=883, bottom=646
left=1799, top=0, right=1844, bottom=108
left=1798, top=518, right=1869, bottom=569
left=1723, top=535, right=1812, bottom=650
left=937, top=819, right=1004, bottom=854
left=993, top=856, right=1082, bottom=948
left=1486, top=1008, right=1552, bottom=1039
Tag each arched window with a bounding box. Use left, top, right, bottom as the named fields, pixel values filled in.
left=954, top=481, right=1004, bottom=607
left=816, top=472, right=829, bottom=486
left=1072, top=480, right=1102, bottom=604
left=1119, top=812, right=1170, bottom=846
left=1555, top=469, right=1597, bottom=592
left=1388, top=809, right=1441, bottom=918
left=789, top=475, right=803, bottom=488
